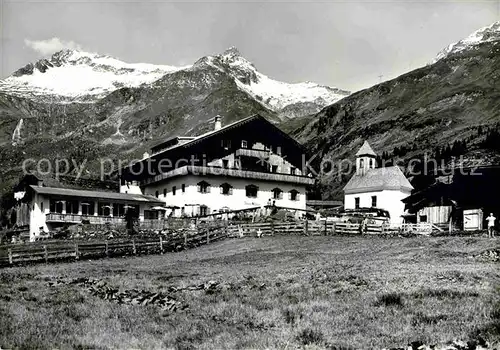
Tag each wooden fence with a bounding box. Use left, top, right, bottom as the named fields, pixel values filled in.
left=226, top=220, right=385, bottom=237
left=0, top=223, right=228, bottom=267
left=0, top=220, right=389, bottom=267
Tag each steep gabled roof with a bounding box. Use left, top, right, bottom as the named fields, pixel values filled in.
left=122, top=114, right=309, bottom=176
left=343, top=166, right=413, bottom=194
left=356, top=141, right=377, bottom=157
left=152, top=114, right=304, bottom=156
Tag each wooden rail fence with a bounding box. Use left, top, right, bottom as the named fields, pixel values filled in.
left=0, top=225, right=228, bottom=267
left=0, top=220, right=390, bottom=267
left=225, top=220, right=385, bottom=237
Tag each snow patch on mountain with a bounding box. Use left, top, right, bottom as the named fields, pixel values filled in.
left=0, top=47, right=349, bottom=113
left=0, top=50, right=189, bottom=100
left=214, top=47, right=350, bottom=111
left=433, top=21, right=500, bottom=62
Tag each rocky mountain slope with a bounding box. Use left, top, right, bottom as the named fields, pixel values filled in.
left=294, top=21, right=500, bottom=199
left=0, top=47, right=349, bottom=195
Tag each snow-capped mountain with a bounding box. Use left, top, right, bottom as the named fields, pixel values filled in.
left=0, top=47, right=349, bottom=112
left=0, top=50, right=188, bottom=101
left=433, top=21, right=500, bottom=62
left=202, top=47, right=349, bottom=111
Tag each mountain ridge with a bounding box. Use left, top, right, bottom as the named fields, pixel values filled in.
left=0, top=47, right=350, bottom=113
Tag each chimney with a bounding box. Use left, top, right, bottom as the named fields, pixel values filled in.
left=214, top=115, right=222, bottom=131
left=142, top=152, right=150, bottom=159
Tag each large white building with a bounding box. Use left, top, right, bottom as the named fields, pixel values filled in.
left=343, top=141, right=413, bottom=226
left=120, top=114, right=315, bottom=217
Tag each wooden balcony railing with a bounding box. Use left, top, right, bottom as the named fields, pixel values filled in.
left=234, top=148, right=270, bottom=158
left=141, top=165, right=315, bottom=186
left=46, top=213, right=125, bottom=224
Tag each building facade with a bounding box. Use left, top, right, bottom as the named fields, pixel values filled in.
left=120, top=115, right=315, bottom=216
left=343, top=141, right=413, bottom=227
left=14, top=173, right=164, bottom=239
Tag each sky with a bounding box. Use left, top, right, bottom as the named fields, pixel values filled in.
left=1, top=0, right=499, bottom=92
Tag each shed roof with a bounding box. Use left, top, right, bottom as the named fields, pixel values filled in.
left=343, top=166, right=413, bottom=194
left=29, top=186, right=164, bottom=204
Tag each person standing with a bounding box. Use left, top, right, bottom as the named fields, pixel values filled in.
left=486, top=213, right=496, bottom=238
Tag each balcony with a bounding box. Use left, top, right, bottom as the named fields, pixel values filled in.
left=46, top=213, right=125, bottom=225
left=141, top=165, right=315, bottom=186
left=235, top=148, right=270, bottom=158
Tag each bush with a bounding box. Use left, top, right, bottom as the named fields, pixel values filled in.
left=296, top=328, right=324, bottom=346
left=374, top=292, right=404, bottom=307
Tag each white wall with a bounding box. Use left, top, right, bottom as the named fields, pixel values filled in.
left=345, top=189, right=411, bottom=227
left=120, top=184, right=143, bottom=194
left=29, top=193, right=49, bottom=239
left=143, top=175, right=307, bottom=217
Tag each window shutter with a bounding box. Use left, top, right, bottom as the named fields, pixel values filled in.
left=207, top=185, right=211, bottom=193
left=220, top=186, right=224, bottom=194
left=288, top=192, right=292, bottom=200
left=295, top=193, right=300, bottom=201
left=197, top=184, right=201, bottom=193
left=279, top=192, right=283, bottom=200
left=229, top=187, right=233, bottom=195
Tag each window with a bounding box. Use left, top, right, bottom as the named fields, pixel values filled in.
left=199, top=205, right=209, bottom=216
left=276, top=146, right=282, bottom=155
left=355, top=197, right=360, bottom=209
left=271, top=165, right=278, bottom=173
left=172, top=186, right=177, bottom=196
left=113, top=204, right=126, bottom=217
left=241, top=140, right=248, bottom=148
left=197, top=181, right=211, bottom=193
left=98, top=202, right=112, bottom=216
left=50, top=200, right=64, bottom=214
left=289, top=190, right=299, bottom=201
left=419, top=215, right=428, bottom=223
left=360, top=158, right=364, bottom=168
left=371, top=195, right=377, bottom=208
left=290, top=167, right=296, bottom=175
left=272, top=188, right=283, bottom=200
left=181, top=207, right=185, bottom=216
left=163, top=188, right=167, bottom=197
left=155, top=190, right=159, bottom=198
left=245, top=184, right=258, bottom=198
left=81, top=201, right=94, bottom=215
left=40, top=202, right=44, bottom=212
left=220, top=183, right=233, bottom=195
left=144, top=210, right=158, bottom=220
left=222, top=159, right=229, bottom=168
left=370, top=158, right=374, bottom=168
left=182, top=184, right=186, bottom=193
left=221, top=139, right=231, bottom=149
left=66, top=200, right=79, bottom=214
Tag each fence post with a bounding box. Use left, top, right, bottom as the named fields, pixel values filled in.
left=132, top=239, right=136, bottom=255
left=105, top=241, right=109, bottom=257
left=304, top=220, right=309, bottom=236
left=160, top=236, right=163, bottom=254
left=332, top=222, right=336, bottom=235
left=271, top=220, right=275, bottom=236
left=44, top=245, right=48, bottom=263
left=75, top=242, right=79, bottom=260
left=8, top=248, right=12, bottom=265
left=184, top=231, right=188, bottom=247
left=206, top=228, right=210, bottom=244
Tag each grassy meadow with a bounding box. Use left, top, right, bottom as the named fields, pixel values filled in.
left=0, top=235, right=499, bottom=349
